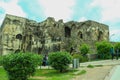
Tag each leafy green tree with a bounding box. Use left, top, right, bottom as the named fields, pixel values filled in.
left=2, top=52, right=42, bottom=80
left=80, top=44, right=90, bottom=56
left=114, top=42, right=120, bottom=53
left=96, top=41, right=112, bottom=59
left=48, top=52, right=72, bottom=72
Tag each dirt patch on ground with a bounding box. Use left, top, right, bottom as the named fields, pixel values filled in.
left=72, top=65, right=113, bottom=80
left=30, top=76, right=46, bottom=80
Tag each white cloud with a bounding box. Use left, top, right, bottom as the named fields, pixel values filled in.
left=38, top=0, right=75, bottom=21
left=0, top=0, right=26, bottom=25
left=91, top=0, right=120, bottom=22
left=0, top=0, right=26, bottom=17
left=79, top=17, right=87, bottom=22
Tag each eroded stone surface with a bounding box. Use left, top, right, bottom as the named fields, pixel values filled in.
left=0, top=14, right=109, bottom=55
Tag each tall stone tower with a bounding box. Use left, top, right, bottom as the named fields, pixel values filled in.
left=0, top=14, right=109, bottom=55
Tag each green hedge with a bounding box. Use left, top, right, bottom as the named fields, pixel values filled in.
left=1, top=52, right=42, bottom=80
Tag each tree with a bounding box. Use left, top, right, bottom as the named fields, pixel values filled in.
left=114, top=42, right=120, bottom=53
left=48, top=52, right=72, bottom=72
left=2, top=52, right=42, bottom=80
left=80, top=44, right=90, bottom=56
left=96, top=41, right=112, bottom=59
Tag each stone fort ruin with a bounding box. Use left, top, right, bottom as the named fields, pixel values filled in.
left=0, top=14, right=109, bottom=55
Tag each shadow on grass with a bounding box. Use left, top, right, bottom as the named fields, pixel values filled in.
left=34, top=69, right=78, bottom=77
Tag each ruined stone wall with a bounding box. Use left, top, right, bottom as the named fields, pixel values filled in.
left=62, top=20, right=109, bottom=53
left=0, top=14, right=109, bottom=55
left=0, top=14, right=26, bottom=55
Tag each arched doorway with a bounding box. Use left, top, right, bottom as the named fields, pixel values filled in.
left=16, top=34, right=22, bottom=40
left=65, top=27, right=71, bottom=37
left=78, top=31, right=83, bottom=39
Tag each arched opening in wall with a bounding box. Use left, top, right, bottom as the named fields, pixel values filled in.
left=14, top=49, right=21, bottom=53
left=78, top=31, right=83, bottom=39
left=65, top=27, right=71, bottom=37
left=38, top=47, right=42, bottom=54
left=16, top=34, right=22, bottom=40
left=29, top=35, right=32, bottom=41
left=13, top=20, right=20, bottom=25
left=98, top=31, right=103, bottom=41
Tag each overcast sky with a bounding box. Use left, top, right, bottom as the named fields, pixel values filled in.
left=0, top=0, right=120, bottom=42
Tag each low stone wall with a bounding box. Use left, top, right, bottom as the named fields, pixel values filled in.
left=87, top=53, right=98, bottom=61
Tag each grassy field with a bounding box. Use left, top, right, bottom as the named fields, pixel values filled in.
left=0, top=67, right=8, bottom=80
left=0, top=67, right=86, bottom=80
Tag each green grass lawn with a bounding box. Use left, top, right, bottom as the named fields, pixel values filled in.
left=0, top=67, right=8, bottom=80
left=0, top=67, right=85, bottom=80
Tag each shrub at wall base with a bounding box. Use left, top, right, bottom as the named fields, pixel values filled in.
left=96, top=41, right=112, bottom=59
left=2, top=52, right=42, bottom=80
left=48, top=52, right=72, bottom=72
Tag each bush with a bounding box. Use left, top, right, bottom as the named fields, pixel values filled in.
left=0, top=56, right=3, bottom=66
left=114, top=42, right=120, bottom=53
left=80, top=44, right=90, bottom=56
left=48, top=52, right=72, bottom=72
left=87, top=64, right=94, bottom=68
left=72, top=54, right=88, bottom=62
left=96, top=41, right=112, bottom=59
left=1, top=52, right=42, bottom=80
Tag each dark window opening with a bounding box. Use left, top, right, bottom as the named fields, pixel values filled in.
left=65, top=27, right=71, bottom=37
left=29, top=35, right=32, bottom=41
left=14, top=49, right=21, bottom=53
left=98, top=31, right=103, bottom=41
left=78, top=31, right=83, bottom=39
left=80, top=33, right=83, bottom=38
left=16, top=34, right=22, bottom=40
left=38, top=47, right=42, bottom=54
left=13, top=20, right=20, bottom=25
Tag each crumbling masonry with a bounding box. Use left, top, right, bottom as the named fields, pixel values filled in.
left=0, top=14, right=109, bottom=55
